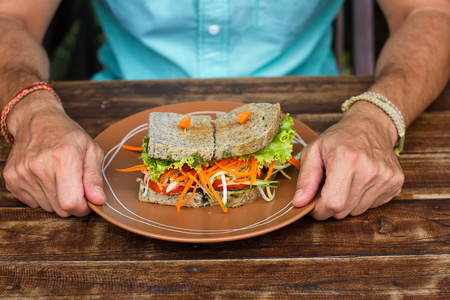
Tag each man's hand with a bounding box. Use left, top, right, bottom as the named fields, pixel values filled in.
left=294, top=0, right=450, bottom=220
left=3, top=92, right=106, bottom=217
left=292, top=101, right=405, bottom=220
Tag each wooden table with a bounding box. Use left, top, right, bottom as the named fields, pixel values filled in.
left=1, top=76, right=449, bottom=298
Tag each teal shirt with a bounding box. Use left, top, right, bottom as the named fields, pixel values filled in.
left=91, top=0, right=344, bottom=80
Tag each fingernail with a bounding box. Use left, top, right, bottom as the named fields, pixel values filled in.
left=94, top=186, right=105, bottom=196
left=294, top=189, right=303, bottom=199
left=293, top=189, right=304, bottom=203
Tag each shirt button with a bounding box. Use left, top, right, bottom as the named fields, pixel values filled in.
left=208, top=25, right=220, bottom=35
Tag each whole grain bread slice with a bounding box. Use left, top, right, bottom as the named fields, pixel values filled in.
left=214, top=103, right=282, bottom=160
left=138, top=181, right=206, bottom=207
left=139, top=181, right=264, bottom=209
left=147, top=112, right=215, bottom=161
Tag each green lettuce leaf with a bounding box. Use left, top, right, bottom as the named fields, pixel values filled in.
left=241, top=114, right=296, bottom=165
left=141, top=136, right=208, bottom=182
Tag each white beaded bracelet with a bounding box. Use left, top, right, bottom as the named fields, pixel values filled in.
left=341, top=93, right=405, bottom=156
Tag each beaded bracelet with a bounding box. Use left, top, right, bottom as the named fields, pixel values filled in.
left=1, top=81, right=62, bottom=144
left=362, top=91, right=405, bottom=128
left=341, top=92, right=405, bottom=156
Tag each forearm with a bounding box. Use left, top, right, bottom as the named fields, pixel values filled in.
left=0, top=15, right=50, bottom=104
left=0, top=15, right=63, bottom=141
left=368, top=8, right=450, bottom=128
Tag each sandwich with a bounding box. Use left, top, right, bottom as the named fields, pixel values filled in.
left=119, top=103, right=300, bottom=213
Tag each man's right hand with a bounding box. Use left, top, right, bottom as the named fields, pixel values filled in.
left=3, top=91, right=106, bottom=217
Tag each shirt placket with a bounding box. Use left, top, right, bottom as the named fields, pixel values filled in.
left=198, top=0, right=229, bottom=78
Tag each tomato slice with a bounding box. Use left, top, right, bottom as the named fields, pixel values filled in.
left=147, top=180, right=188, bottom=195
left=142, top=170, right=192, bottom=195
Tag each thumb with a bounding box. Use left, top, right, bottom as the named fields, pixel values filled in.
left=83, top=145, right=106, bottom=206
left=292, top=145, right=324, bottom=207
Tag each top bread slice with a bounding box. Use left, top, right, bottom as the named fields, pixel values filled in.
left=147, top=112, right=215, bottom=161
left=214, top=103, right=282, bottom=160
left=146, top=103, right=282, bottom=162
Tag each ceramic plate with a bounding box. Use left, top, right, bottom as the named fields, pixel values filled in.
left=89, top=101, right=319, bottom=243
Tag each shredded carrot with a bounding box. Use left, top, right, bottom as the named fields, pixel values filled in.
left=212, top=158, right=250, bottom=177
left=168, top=169, right=181, bottom=180
left=236, top=110, right=252, bottom=124
left=250, top=157, right=257, bottom=187
left=178, top=117, right=191, bottom=130
left=184, top=171, right=200, bottom=186
left=207, top=161, right=238, bottom=178
left=244, top=159, right=250, bottom=170
left=174, top=175, right=188, bottom=183
left=263, top=162, right=274, bottom=182
left=174, top=168, right=197, bottom=183
left=121, top=144, right=143, bottom=152
left=198, top=170, right=213, bottom=195
left=201, top=171, right=228, bottom=213
left=287, top=157, right=301, bottom=169
left=116, top=164, right=147, bottom=172
left=176, top=176, right=196, bottom=212
left=178, top=181, right=199, bottom=210
left=207, top=158, right=232, bottom=173
left=236, top=159, right=243, bottom=171
left=159, top=169, right=178, bottom=184
left=174, top=171, right=189, bottom=182
left=205, top=164, right=219, bottom=176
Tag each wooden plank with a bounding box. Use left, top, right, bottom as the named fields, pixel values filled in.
left=405, top=112, right=450, bottom=153
left=400, top=153, right=450, bottom=198
left=53, top=77, right=373, bottom=118
left=1, top=255, right=448, bottom=298
left=52, top=77, right=449, bottom=117
left=0, top=199, right=448, bottom=260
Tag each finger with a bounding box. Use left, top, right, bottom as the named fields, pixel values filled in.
left=22, top=151, right=74, bottom=217
left=6, top=183, right=39, bottom=208
left=349, top=164, right=403, bottom=217
left=82, top=143, right=106, bottom=206
left=348, top=189, right=395, bottom=217
left=23, top=153, right=74, bottom=217
left=309, top=152, right=354, bottom=220
left=54, top=147, right=91, bottom=217
left=292, top=144, right=324, bottom=208
left=27, top=183, right=57, bottom=213
left=11, top=166, right=56, bottom=213
left=334, top=183, right=374, bottom=219
left=354, top=185, right=401, bottom=215
left=56, top=172, right=91, bottom=217
left=331, top=170, right=378, bottom=219
left=4, top=168, right=39, bottom=208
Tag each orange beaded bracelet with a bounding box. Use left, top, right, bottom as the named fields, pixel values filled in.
left=1, top=81, right=62, bottom=144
